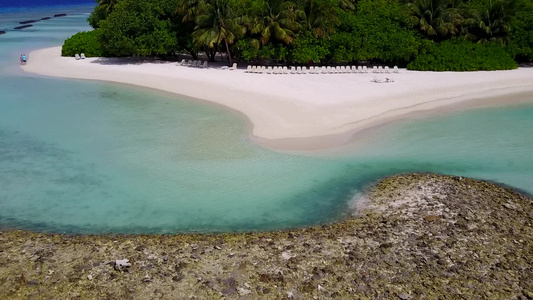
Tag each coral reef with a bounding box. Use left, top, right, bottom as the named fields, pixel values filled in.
left=1, top=173, right=531, bottom=299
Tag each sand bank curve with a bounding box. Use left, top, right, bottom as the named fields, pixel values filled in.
left=23, top=47, right=533, bottom=150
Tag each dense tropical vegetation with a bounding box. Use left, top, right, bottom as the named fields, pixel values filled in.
left=63, top=0, right=533, bottom=70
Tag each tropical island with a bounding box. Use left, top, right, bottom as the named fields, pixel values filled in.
left=5, top=0, right=533, bottom=298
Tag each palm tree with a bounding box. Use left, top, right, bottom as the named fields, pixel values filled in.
left=248, top=0, right=299, bottom=45
left=462, top=0, right=518, bottom=45
left=97, top=0, right=119, bottom=18
left=407, top=0, right=462, bottom=39
left=176, top=0, right=202, bottom=23
left=88, top=0, right=120, bottom=28
left=192, top=0, right=246, bottom=65
left=295, top=0, right=338, bottom=38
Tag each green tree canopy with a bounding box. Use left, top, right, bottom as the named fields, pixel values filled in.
left=508, top=0, right=533, bottom=61
left=329, top=0, right=421, bottom=64
left=99, top=0, right=179, bottom=56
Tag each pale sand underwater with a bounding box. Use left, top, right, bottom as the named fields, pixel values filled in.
left=23, top=47, right=533, bottom=150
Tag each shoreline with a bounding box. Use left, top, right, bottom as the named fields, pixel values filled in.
left=22, top=46, right=533, bottom=151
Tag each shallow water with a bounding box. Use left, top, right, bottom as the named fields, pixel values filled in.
left=1, top=8, right=532, bottom=234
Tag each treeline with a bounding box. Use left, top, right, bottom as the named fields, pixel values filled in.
left=62, top=0, right=533, bottom=71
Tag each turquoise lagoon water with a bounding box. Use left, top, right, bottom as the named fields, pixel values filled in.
left=1, top=10, right=532, bottom=234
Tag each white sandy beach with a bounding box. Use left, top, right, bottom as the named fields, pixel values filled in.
left=23, top=46, right=533, bottom=150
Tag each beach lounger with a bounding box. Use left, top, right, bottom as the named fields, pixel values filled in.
left=201, top=61, right=208, bottom=68
left=290, top=66, right=296, bottom=74
left=378, top=66, right=383, bottom=73
left=356, top=66, right=362, bottom=73
left=393, top=66, right=399, bottom=73
left=266, top=66, right=272, bottom=74
left=187, top=60, right=193, bottom=67
left=296, top=66, right=302, bottom=74
left=230, top=63, right=237, bottom=70
left=372, top=66, right=377, bottom=73
left=75, top=54, right=80, bottom=60
left=282, top=66, right=287, bottom=74
left=80, top=53, right=86, bottom=59
left=302, top=67, right=308, bottom=74
left=179, top=59, right=186, bottom=66
left=362, top=66, right=367, bottom=73
left=384, top=66, right=390, bottom=73
left=260, top=66, right=265, bottom=74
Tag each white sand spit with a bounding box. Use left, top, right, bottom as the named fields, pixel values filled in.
left=23, top=47, right=533, bottom=150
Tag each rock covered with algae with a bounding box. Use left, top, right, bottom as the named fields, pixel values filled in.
left=0, top=173, right=531, bottom=299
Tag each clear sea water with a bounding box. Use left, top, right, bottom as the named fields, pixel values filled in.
left=0, top=4, right=532, bottom=234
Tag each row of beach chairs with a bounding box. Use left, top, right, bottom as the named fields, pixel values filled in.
left=245, top=65, right=399, bottom=74
left=74, top=53, right=86, bottom=60
left=179, top=59, right=208, bottom=68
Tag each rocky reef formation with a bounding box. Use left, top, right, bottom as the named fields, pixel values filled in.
left=0, top=173, right=531, bottom=299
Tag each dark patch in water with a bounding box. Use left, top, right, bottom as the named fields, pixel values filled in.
left=41, top=17, right=51, bottom=20
left=14, top=25, right=33, bottom=30
left=0, top=31, right=5, bottom=35
left=54, top=13, right=67, bottom=17
left=19, top=20, right=38, bottom=24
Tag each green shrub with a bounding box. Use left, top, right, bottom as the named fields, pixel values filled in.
left=408, top=40, right=518, bottom=71
left=291, top=33, right=330, bottom=63
left=62, top=30, right=104, bottom=57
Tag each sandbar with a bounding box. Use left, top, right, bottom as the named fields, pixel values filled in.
left=22, top=47, right=533, bottom=150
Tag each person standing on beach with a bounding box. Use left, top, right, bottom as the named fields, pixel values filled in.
left=22, top=54, right=26, bottom=64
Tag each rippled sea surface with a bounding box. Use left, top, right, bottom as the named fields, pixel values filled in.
left=1, top=7, right=532, bottom=234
